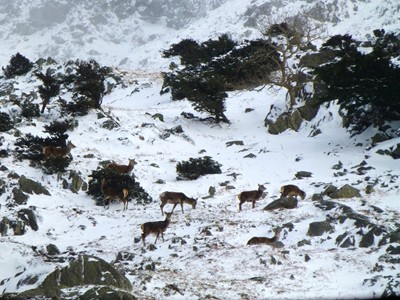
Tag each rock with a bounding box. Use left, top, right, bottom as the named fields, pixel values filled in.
left=371, top=132, right=390, bottom=144
left=17, top=208, right=39, bottom=231
left=359, top=230, right=375, bottom=248
left=0, top=217, right=10, bottom=236
left=69, top=170, right=87, bottom=193
left=330, top=184, right=361, bottom=199
left=18, top=175, right=51, bottom=196
left=336, top=231, right=355, bottom=248
left=80, top=286, right=136, bottom=300
left=323, top=185, right=338, bottom=197
left=226, top=140, right=244, bottom=147
left=297, top=239, right=311, bottom=247
left=46, top=244, right=60, bottom=256
left=39, top=255, right=132, bottom=293
left=387, top=245, right=400, bottom=255
left=101, top=118, right=120, bottom=130
left=391, top=144, right=400, bottom=159
left=295, top=171, right=312, bottom=179
left=307, top=221, right=334, bottom=237
left=264, top=196, right=298, bottom=210
left=12, top=187, right=29, bottom=205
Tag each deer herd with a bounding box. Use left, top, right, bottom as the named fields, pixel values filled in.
left=41, top=140, right=307, bottom=247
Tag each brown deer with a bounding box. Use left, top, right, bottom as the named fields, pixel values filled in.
left=42, top=140, right=76, bottom=159
left=141, top=212, right=172, bottom=246
left=247, top=227, right=283, bottom=247
left=106, top=158, right=137, bottom=174
left=159, top=191, right=197, bottom=216
left=280, top=184, right=306, bottom=200
left=101, top=179, right=129, bottom=211
left=238, top=184, right=267, bottom=211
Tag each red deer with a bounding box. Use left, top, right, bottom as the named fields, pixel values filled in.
left=280, top=184, right=306, bottom=200
left=247, top=227, right=283, bottom=247
left=159, top=191, right=197, bottom=216
left=141, top=212, right=172, bottom=246
left=101, top=179, right=129, bottom=211
left=238, top=184, right=267, bottom=211
left=106, top=159, right=137, bottom=174
left=42, top=140, right=76, bottom=159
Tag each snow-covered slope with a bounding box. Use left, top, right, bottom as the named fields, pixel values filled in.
left=1, top=0, right=399, bottom=70
left=0, top=1, right=400, bottom=299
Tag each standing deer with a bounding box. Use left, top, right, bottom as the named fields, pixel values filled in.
left=141, top=212, right=172, bottom=246
left=101, top=179, right=129, bottom=211
left=247, top=227, right=283, bottom=247
left=238, top=184, right=267, bottom=211
left=280, top=184, right=306, bottom=200
left=42, top=140, right=76, bottom=159
left=106, top=158, right=137, bottom=174
left=159, top=191, right=197, bottom=216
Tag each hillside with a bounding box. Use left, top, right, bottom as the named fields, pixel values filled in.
left=0, top=1, right=400, bottom=299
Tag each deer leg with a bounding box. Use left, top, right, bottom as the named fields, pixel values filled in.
left=154, top=232, right=160, bottom=244
left=171, top=203, right=178, bottom=213
left=252, top=200, right=255, bottom=209
left=160, top=203, right=165, bottom=216
left=141, top=234, right=146, bottom=246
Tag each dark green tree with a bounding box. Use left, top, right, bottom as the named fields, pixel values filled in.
left=314, top=32, right=400, bottom=133
left=2, top=53, right=33, bottom=78
left=73, top=59, right=111, bottom=110
left=37, top=68, right=61, bottom=113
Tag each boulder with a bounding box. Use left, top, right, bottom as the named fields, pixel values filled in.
left=12, top=187, right=29, bottom=205
left=18, top=175, right=51, bottom=196
left=330, top=184, right=361, bottom=199
left=17, top=208, right=39, bottom=231
left=336, top=231, right=355, bottom=248
left=264, top=197, right=298, bottom=210
left=80, top=286, right=136, bottom=300
left=307, top=221, right=334, bottom=237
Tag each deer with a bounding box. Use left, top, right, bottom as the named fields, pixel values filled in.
left=247, top=227, right=283, bottom=247
left=42, top=140, right=76, bottom=159
left=238, top=184, right=267, bottom=211
left=101, top=178, right=129, bottom=211
left=141, top=212, right=172, bottom=246
left=106, top=158, right=137, bottom=174
left=159, top=191, right=197, bottom=216
left=280, top=184, right=306, bottom=200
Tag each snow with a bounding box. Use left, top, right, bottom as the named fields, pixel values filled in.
left=0, top=0, right=400, bottom=299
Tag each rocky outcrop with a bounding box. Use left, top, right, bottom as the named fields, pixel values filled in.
left=18, top=175, right=51, bottom=196
left=264, top=196, right=298, bottom=210
left=329, top=184, right=361, bottom=199
left=266, top=101, right=320, bottom=135
left=307, top=221, right=334, bottom=237
left=17, top=255, right=133, bottom=299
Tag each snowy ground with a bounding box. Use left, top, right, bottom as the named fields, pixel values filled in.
left=0, top=72, right=399, bottom=299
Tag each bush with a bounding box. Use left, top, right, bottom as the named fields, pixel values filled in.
left=0, top=112, right=14, bottom=132
left=176, top=156, right=222, bottom=180
left=2, top=53, right=33, bottom=78
left=20, top=99, right=40, bottom=119
left=87, top=167, right=152, bottom=206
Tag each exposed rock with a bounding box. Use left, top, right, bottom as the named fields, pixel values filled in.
left=18, top=175, right=51, bottom=196
left=101, top=118, right=120, bottom=130
left=336, top=231, right=355, bottom=248
left=46, top=244, right=61, bottom=256
left=21, top=255, right=134, bottom=299
left=17, top=208, right=39, bottom=231
left=387, top=245, right=400, bottom=255
left=329, top=184, right=361, bottom=199
left=80, top=286, right=136, bottom=300
left=226, top=140, right=244, bottom=147
left=307, top=221, right=334, bottom=237
left=0, top=217, right=10, bottom=236
left=264, top=196, right=298, bottom=210
left=323, top=185, right=338, bottom=197
left=266, top=101, right=320, bottom=135
left=295, top=171, right=312, bottom=179
left=359, top=230, right=375, bottom=248
left=12, top=187, right=29, bottom=205
left=68, top=170, right=87, bottom=193
left=371, top=132, right=389, bottom=144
